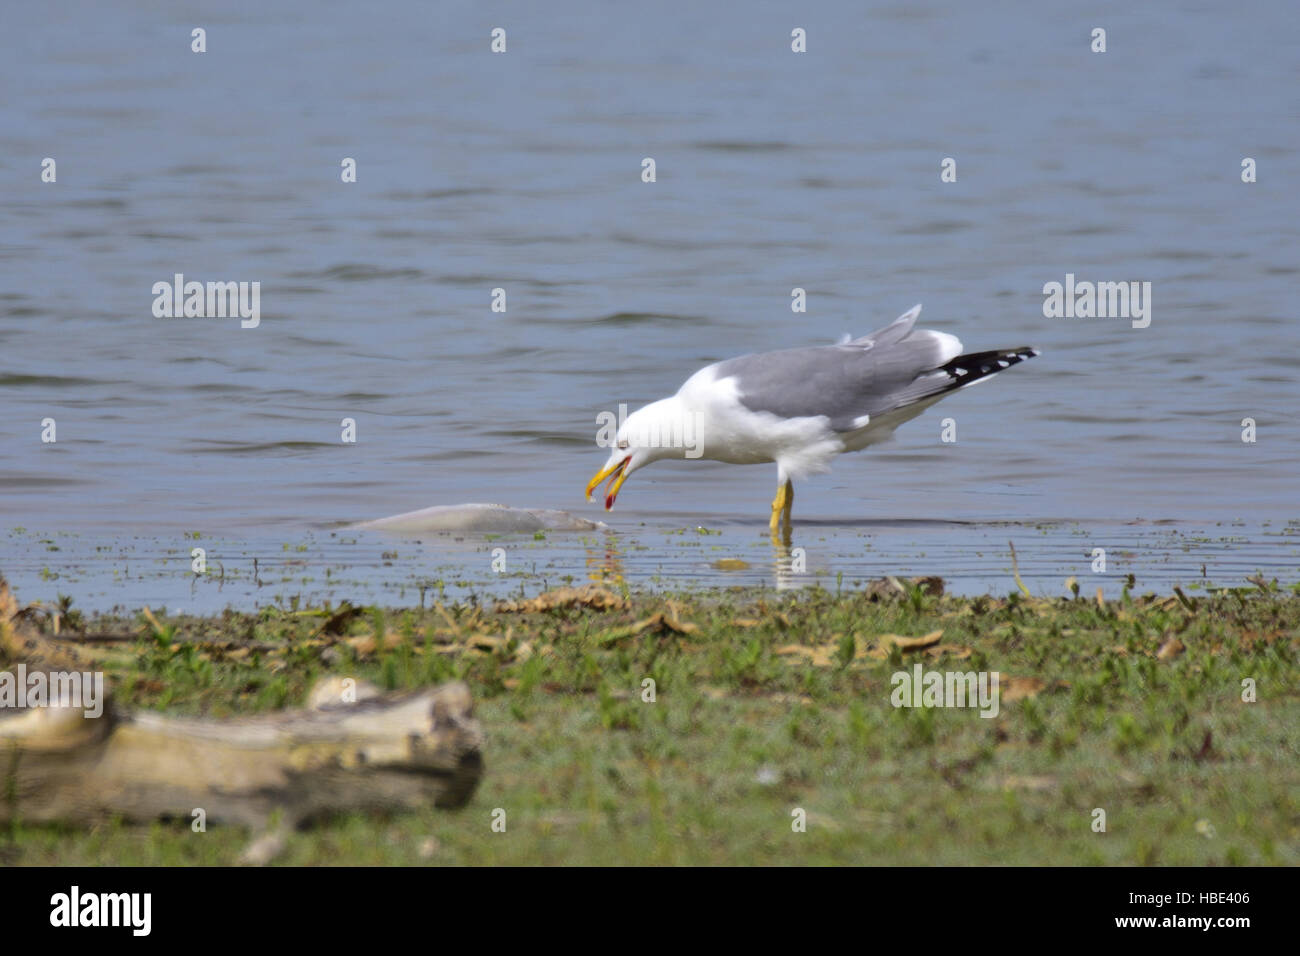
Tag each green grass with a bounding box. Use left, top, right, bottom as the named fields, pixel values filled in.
left=5, top=582, right=1298, bottom=865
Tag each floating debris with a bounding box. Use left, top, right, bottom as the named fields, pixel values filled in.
left=354, top=503, right=606, bottom=534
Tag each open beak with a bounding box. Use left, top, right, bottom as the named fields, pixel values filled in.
left=586, top=456, right=631, bottom=510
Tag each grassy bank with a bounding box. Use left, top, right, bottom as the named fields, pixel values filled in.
left=5, top=577, right=1298, bottom=865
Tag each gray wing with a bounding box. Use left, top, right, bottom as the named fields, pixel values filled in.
left=706, top=305, right=965, bottom=432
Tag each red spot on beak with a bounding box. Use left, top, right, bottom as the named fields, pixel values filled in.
left=599, top=456, right=631, bottom=510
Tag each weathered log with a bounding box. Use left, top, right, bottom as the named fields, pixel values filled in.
left=1, top=677, right=483, bottom=828
left=0, top=576, right=484, bottom=830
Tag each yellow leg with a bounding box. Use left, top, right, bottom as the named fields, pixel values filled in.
left=769, top=480, right=794, bottom=544
left=769, top=484, right=786, bottom=536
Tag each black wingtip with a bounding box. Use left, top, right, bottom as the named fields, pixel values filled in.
left=938, top=346, right=1039, bottom=388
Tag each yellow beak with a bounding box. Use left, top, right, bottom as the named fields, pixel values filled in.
left=586, top=456, right=630, bottom=510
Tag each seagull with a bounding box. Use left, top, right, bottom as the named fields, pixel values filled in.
left=585, top=304, right=1038, bottom=540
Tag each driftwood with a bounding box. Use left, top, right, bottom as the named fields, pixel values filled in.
left=0, top=578, right=484, bottom=833
left=1, top=679, right=483, bottom=829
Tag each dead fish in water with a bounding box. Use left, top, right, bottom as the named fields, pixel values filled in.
left=352, top=503, right=607, bottom=534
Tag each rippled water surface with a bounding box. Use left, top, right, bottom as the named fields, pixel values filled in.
left=2, top=1, right=1297, bottom=608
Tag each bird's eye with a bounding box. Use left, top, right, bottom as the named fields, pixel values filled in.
left=617, top=439, right=629, bottom=450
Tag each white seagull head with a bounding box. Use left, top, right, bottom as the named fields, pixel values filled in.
left=586, top=398, right=695, bottom=510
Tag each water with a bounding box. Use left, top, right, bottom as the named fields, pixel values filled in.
left=2, top=1, right=1297, bottom=610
